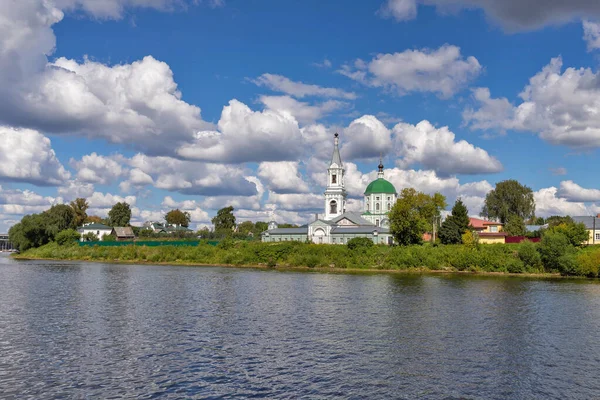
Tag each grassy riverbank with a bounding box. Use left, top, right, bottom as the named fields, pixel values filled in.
left=16, top=240, right=600, bottom=277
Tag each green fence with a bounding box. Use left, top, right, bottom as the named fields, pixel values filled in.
left=79, top=240, right=219, bottom=247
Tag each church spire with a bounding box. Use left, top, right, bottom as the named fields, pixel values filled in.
left=378, top=153, right=384, bottom=179
left=331, top=133, right=342, bottom=166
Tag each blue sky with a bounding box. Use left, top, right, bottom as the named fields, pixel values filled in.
left=3, top=0, right=600, bottom=231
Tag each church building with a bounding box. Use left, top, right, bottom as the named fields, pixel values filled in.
left=262, top=133, right=396, bottom=245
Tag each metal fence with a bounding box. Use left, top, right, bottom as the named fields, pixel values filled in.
left=79, top=240, right=220, bottom=247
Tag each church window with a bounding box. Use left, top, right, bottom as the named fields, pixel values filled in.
left=332, top=238, right=336, bottom=243
left=376, top=203, right=380, bottom=211
left=387, top=197, right=391, bottom=201
left=376, top=219, right=380, bottom=227
left=376, top=196, right=380, bottom=201
left=330, top=200, right=337, bottom=214
left=332, top=174, right=337, bottom=184
left=387, top=203, right=391, bottom=211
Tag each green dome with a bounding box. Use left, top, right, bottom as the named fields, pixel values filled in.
left=364, top=178, right=397, bottom=195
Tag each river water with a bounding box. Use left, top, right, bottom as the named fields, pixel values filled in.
left=1, top=256, right=600, bottom=399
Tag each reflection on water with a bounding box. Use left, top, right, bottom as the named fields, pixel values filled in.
left=1, top=257, right=600, bottom=399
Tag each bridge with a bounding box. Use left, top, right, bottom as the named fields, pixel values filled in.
left=0, top=233, right=14, bottom=251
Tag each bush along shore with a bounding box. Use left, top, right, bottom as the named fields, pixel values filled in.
left=14, top=238, right=600, bottom=277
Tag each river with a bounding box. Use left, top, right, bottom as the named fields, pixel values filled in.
left=1, top=255, right=600, bottom=399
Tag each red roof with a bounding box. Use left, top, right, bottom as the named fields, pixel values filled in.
left=469, top=217, right=503, bottom=229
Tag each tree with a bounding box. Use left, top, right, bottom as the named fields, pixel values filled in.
left=108, top=202, right=131, bottom=226
left=55, top=229, right=81, bottom=246
left=481, top=180, right=535, bottom=223
left=165, top=209, right=191, bottom=227
left=212, top=206, right=236, bottom=233
left=83, top=232, right=99, bottom=242
left=547, top=221, right=589, bottom=247
left=9, top=214, right=51, bottom=252
left=539, top=231, right=573, bottom=272
left=253, top=222, right=269, bottom=236
left=85, top=215, right=103, bottom=224
left=504, top=214, right=527, bottom=236
left=439, top=198, right=470, bottom=244
left=237, top=221, right=255, bottom=235
left=43, top=204, right=77, bottom=237
left=70, top=198, right=89, bottom=227
left=389, top=188, right=446, bottom=246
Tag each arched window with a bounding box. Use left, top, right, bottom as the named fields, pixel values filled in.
left=387, top=203, right=391, bottom=211
left=376, top=203, right=380, bottom=211
left=332, top=174, right=337, bottom=184
left=330, top=200, right=337, bottom=214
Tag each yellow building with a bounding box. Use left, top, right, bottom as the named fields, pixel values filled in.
left=469, top=217, right=507, bottom=244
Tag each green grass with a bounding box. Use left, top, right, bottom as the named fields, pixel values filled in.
left=14, top=240, right=562, bottom=275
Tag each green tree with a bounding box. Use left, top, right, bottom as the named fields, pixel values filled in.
left=108, top=202, right=131, bottom=227
left=83, top=232, right=99, bottom=242
left=389, top=188, right=446, bottom=246
left=212, top=206, right=236, bottom=234
left=9, top=214, right=51, bottom=252
left=517, top=241, right=542, bottom=270
left=547, top=221, right=589, bottom=247
left=539, top=231, right=572, bottom=271
left=43, top=204, right=77, bottom=237
left=69, top=198, right=89, bottom=227
left=439, top=198, right=470, bottom=244
left=237, top=221, right=255, bottom=235
left=165, top=209, right=191, bottom=227
left=55, top=229, right=81, bottom=246
left=85, top=215, right=103, bottom=224
left=253, top=221, right=269, bottom=236
left=504, top=214, right=527, bottom=236
left=481, top=180, right=535, bottom=223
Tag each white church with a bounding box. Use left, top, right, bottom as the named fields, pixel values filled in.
left=262, top=133, right=397, bottom=245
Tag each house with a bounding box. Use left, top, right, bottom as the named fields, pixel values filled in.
left=572, top=216, right=600, bottom=245
left=143, top=222, right=193, bottom=234
left=78, top=223, right=113, bottom=241
left=111, top=227, right=135, bottom=241
left=469, top=217, right=507, bottom=244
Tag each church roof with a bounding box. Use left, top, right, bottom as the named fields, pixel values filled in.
left=364, top=178, right=396, bottom=195
left=331, top=227, right=391, bottom=234
left=331, top=212, right=373, bottom=226
left=331, top=133, right=342, bottom=166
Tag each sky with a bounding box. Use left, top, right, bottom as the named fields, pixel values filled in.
left=3, top=0, right=600, bottom=231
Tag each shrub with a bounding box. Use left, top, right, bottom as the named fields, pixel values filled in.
left=103, top=234, right=117, bottom=242
left=347, top=237, right=374, bottom=250
left=55, top=229, right=81, bottom=246
left=83, top=232, right=99, bottom=242
left=462, top=231, right=478, bottom=250
left=539, top=231, right=572, bottom=272
left=576, top=250, right=600, bottom=278
left=517, top=241, right=542, bottom=270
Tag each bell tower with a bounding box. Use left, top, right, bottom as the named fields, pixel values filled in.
left=324, top=133, right=347, bottom=220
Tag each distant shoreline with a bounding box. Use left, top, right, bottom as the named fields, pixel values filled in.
left=13, top=253, right=572, bottom=279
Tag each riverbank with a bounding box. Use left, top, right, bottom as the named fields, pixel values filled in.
left=15, top=240, right=597, bottom=277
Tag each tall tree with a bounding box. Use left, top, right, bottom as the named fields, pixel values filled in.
left=70, top=198, right=89, bottom=227
left=439, top=198, right=470, bottom=244
left=108, top=202, right=131, bottom=227
left=237, top=221, right=255, bottom=235
left=504, top=214, right=527, bottom=236
left=43, top=204, right=77, bottom=237
left=253, top=221, right=269, bottom=236
left=481, top=180, right=535, bottom=223
left=389, top=188, right=446, bottom=246
left=212, top=206, right=236, bottom=233
left=165, top=209, right=191, bottom=227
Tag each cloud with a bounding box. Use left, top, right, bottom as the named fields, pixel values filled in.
left=126, top=153, right=258, bottom=196
left=0, top=126, right=70, bottom=186
left=252, top=73, right=356, bottom=99
left=266, top=192, right=323, bottom=212
left=464, top=57, right=600, bottom=148
left=70, top=153, right=125, bottom=184
left=534, top=187, right=590, bottom=217
left=88, top=192, right=136, bottom=208
left=57, top=180, right=96, bottom=200
left=583, top=20, right=600, bottom=51
left=550, top=167, right=567, bottom=176
left=393, top=120, right=503, bottom=175
left=312, top=59, right=333, bottom=69
left=54, top=0, right=201, bottom=20
left=342, top=115, right=392, bottom=160
left=378, top=0, right=600, bottom=31
left=160, top=196, right=210, bottom=223
left=257, top=162, right=310, bottom=194
left=338, top=45, right=481, bottom=98
left=0, top=2, right=212, bottom=156
left=557, top=180, right=600, bottom=202
left=259, top=96, right=348, bottom=125
left=177, top=99, right=303, bottom=163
